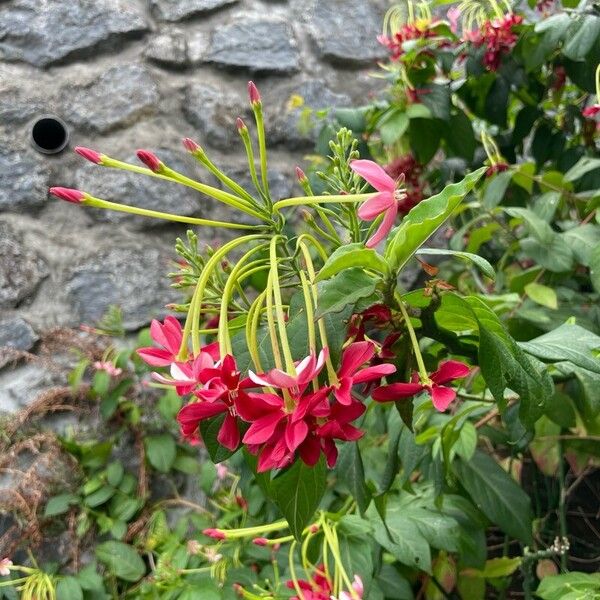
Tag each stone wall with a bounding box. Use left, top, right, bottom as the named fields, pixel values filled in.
left=0, top=0, right=389, bottom=388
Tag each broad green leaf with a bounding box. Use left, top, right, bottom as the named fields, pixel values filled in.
left=511, top=162, right=536, bottom=194
left=377, top=565, right=414, bottom=600
left=337, top=515, right=375, bottom=595
left=315, top=268, right=378, bottom=318
left=519, top=323, right=600, bottom=375
left=562, top=224, right=600, bottom=266
left=445, top=109, right=476, bottom=161
left=84, top=485, right=115, bottom=508
left=416, top=248, right=495, bottom=279
left=106, top=462, right=124, bottom=487
left=200, top=414, right=239, bottom=463
left=336, top=443, right=372, bottom=514
left=316, top=243, right=390, bottom=281
left=483, top=170, right=512, bottom=208
left=56, top=577, right=83, bottom=600
left=530, top=416, right=561, bottom=476
left=44, top=493, right=78, bottom=517
left=420, top=83, right=451, bottom=121
left=536, top=572, right=600, bottom=600
left=231, top=324, right=275, bottom=374
left=409, top=118, right=442, bottom=163
left=454, top=451, right=533, bottom=544
left=144, top=434, right=176, bottom=473
left=385, top=168, right=486, bottom=271
left=524, top=282, right=558, bottom=309
left=178, top=581, right=221, bottom=600
left=463, top=557, right=522, bottom=579
left=76, top=564, right=104, bottom=591
left=379, top=109, right=409, bottom=145
left=563, top=15, right=600, bottom=60
left=590, top=243, right=600, bottom=293
left=95, top=541, right=146, bottom=582
left=564, top=156, right=600, bottom=182
left=271, top=457, right=326, bottom=540
left=406, top=103, right=432, bottom=119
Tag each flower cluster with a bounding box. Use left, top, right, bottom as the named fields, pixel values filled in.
left=138, top=319, right=396, bottom=471
left=377, top=20, right=439, bottom=61
left=464, top=14, right=523, bottom=71
left=286, top=565, right=363, bottom=600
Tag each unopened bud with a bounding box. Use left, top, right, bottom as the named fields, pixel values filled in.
left=182, top=137, right=201, bottom=153
left=247, top=81, right=261, bottom=105
left=236, top=117, right=247, bottom=132
left=295, top=166, right=307, bottom=183
left=49, top=187, right=86, bottom=204
left=309, top=524, right=319, bottom=534
left=136, top=149, right=162, bottom=173
left=202, top=528, right=226, bottom=540
left=301, top=209, right=314, bottom=223
left=235, top=495, right=248, bottom=510
left=74, top=146, right=103, bottom=164
left=252, top=537, right=268, bottom=546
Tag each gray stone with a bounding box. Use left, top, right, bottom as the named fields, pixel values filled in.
left=65, top=64, right=160, bottom=134
left=75, top=149, right=203, bottom=229
left=0, top=316, right=38, bottom=368
left=270, top=79, right=352, bottom=148
left=0, top=0, right=148, bottom=68
left=66, top=246, right=175, bottom=331
left=144, top=28, right=188, bottom=68
left=309, top=0, right=385, bottom=65
left=208, top=18, right=300, bottom=73
left=0, top=363, right=61, bottom=413
left=225, top=166, right=294, bottom=203
left=183, top=83, right=250, bottom=151
left=187, top=31, right=210, bottom=64
left=150, top=0, right=238, bottom=22
left=0, top=221, right=48, bottom=309
left=0, top=146, right=50, bottom=212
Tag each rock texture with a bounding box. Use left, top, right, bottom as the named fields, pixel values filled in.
left=0, top=146, right=49, bottom=211
left=150, top=0, right=238, bottom=22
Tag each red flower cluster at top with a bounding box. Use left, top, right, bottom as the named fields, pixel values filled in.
left=138, top=318, right=396, bottom=472
left=464, top=14, right=523, bottom=71
left=384, top=154, right=424, bottom=214
left=377, top=22, right=439, bottom=61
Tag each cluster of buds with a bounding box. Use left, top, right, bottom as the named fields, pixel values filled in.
left=463, top=13, right=523, bottom=71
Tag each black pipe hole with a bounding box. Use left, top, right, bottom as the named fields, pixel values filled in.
left=30, top=115, right=69, bottom=155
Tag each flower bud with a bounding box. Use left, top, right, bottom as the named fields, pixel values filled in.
left=252, top=537, right=268, bottom=546
left=236, top=117, right=247, bottom=132
left=247, top=81, right=261, bottom=105
left=202, top=528, right=226, bottom=540
left=136, top=149, right=162, bottom=173
left=0, top=558, right=12, bottom=577
left=74, top=146, right=102, bottom=164
left=49, top=187, right=85, bottom=204
left=295, top=166, right=307, bottom=183
left=183, top=137, right=201, bottom=153
left=186, top=540, right=201, bottom=555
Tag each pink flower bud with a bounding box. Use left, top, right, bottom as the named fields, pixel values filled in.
left=0, top=558, right=12, bottom=577
left=136, top=149, right=162, bottom=173
left=203, top=528, right=226, bottom=540
left=252, top=537, right=268, bottom=546
left=235, top=495, right=248, bottom=510
left=183, top=137, right=200, bottom=153
left=74, top=146, right=103, bottom=164
left=236, top=117, right=247, bottom=131
left=247, top=81, right=261, bottom=105
left=49, top=187, right=85, bottom=204
left=295, top=166, right=307, bottom=182
left=309, top=524, right=319, bottom=534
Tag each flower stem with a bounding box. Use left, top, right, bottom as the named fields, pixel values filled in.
left=396, top=295, right=429, bottom=382
left=252, top=102, right=271, bottom=208
left=273, top=193, right=374, bottom=213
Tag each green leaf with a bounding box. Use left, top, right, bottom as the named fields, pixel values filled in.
left=464, top=557, right=522, bottom=578
left=106, top=462, right=124, bottom=487
left=524, top=282, right=558, bottom=309
left=95, top=541, right=146, bottom=582
left=512, top=162, right=536, bottom=194
left=336, top=443, right=372, bottom=515
left=406, top=103, right=432, bottom=119
left=337, top=515, right=375, bottom=594
left=445, top=109, right=476, bottom=161
left=44, top=493, right=78, bottom=517
left=519, top=323, right=600, bottom=375
left=271, top=457, right=327, bottom=540
left=56, top=577, right=83, bottom=600
left=483, top=170, right=512, bottom=208
left=409, top=118, right=442, bottom=163
left=200, top=414, right=239, bottom=463
left=144, top=434, right=176, bottom=473
left=379, top=109, right=409, bottom=145
left=564, top=156, right=600, bottom=182
left=415, top=248, right=495, bottom=279
left=315, top=268, right=378, bottom=318
left=420, top=83, right=451, bottom=121
left=590, top=243, right=600, bottom=293
left=84, top=485, right=115, bottom=508
left=562, top=224, right=600, bottom=266
left=563, top=16, right=600, bottom=60
left=454, top=451, right=533, bottom=544
left=385, top=168, right=486, bottom=271
left=316, top=243, right=390, bottom=281
left=536, top=572, right=600, bottom=600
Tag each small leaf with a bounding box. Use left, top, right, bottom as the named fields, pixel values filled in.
left=454, top=451, right=533, bottom=544
left=56, top=577, right=83, bottom=600
left=463, top=557, right=523, bottom=579
left=96, top=541, right=146, bottom=582
left=144, top=434, right=176, bottom=473
left=200, top=414, right=240, bottom=463
left=524, top=282, right=558, bottom=309
left=271, top=457, right=327, bottom=540
left=379, top=109, right=409, bottom=145
left=564, top=156, right=600, bottom=182
left=316, top=243, right=390, bottom=281
left=315, top=268, right=378, bottom=318
left=563, top=15, right=600, bottom=60
left=44, top=493, right=78, bottom=517
left=416, top=248, right=495, bottom=279
left=336, top=443, right=372, bottom=514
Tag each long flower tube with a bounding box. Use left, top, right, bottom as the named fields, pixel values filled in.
left=272, top=193, right=375, bottom=213
left=237, top=117, right=268, bottom=205
left=48, top=188, right=260, bottom=230
left=249, top=82, right=271, bottom=207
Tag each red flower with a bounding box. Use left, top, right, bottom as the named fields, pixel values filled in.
left=583, top=105, right=600, bottom=118
left=177, top=355, right=254, bottom=450
left=464, top=14, right=522, bottom=71
left=486, top=163, right=509, bottom=177
left=333, top=341, right=396, bottom=405
left=372, top=360, right=470, bottom=411
left=137, top=317, right=186, bottom=367
left=287, top=564, right=333, bottom=600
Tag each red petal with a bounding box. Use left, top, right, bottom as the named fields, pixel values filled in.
left=338, top=341, right=375, bottom=378
left=322, top=439, right=338, bottom=468
left=365, top=202, right=398, bottom=248
left=371, top=382, right=423, bottom=402
left=357, top=192, right=396, bottom=221
left=136, top=347, right=174, bottom=366
left=430, top=360, right=470, bottom=385
left=298, top=436, right=321, bottom=466
left=285, top=419, right=309, bottom=452
left=430, top=385, right=457, bottom=412
left=333, top=377, right=353, bottom=406
left=242, top=411, right=285, bottom=445
left=217, top=413, right=240, bottom=450
left=352, top=362, right=396, bottom=384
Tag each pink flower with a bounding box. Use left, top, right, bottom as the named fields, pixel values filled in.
left=74, top=146, right=102, bottom=164
left=372, top=360, right=470, bottom=411
left=337, top=575, right=364, bottom=600
left=203, top=528, right=226, bottom=540
left=333, top=341, right=396, bottom=405
left=215, top=464, right=229, bottom=480
left=0, top=558, right=12, bottom=577
left=583, top=105, right=600, bottom=118
left=49, top=187, right=85, bottom=204
left=447, top=6, right=461, bottom=33
left=93, top=361, right=123, bottom=377
left=137, top=317, right=185, bottom=367
left=287, top=564, right=332, bottom=600
left=350, top=160, right=408, bottom=248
